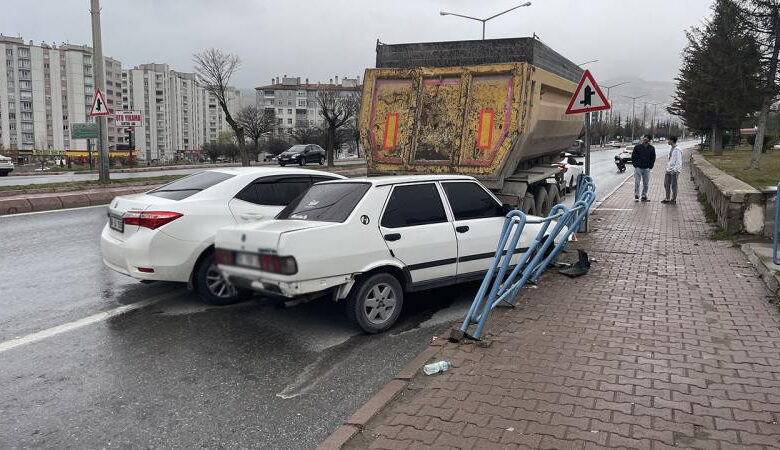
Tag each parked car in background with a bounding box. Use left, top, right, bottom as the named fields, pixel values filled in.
left=216, top=175, right=568, bottom=333
left=0, top=154, right=15, bottom=176
left=567, top=139, right=586, bottom=156
left=278, top=144, right=326, bottom=166
left=607, top=140, right=622, bottom=148
left=100, top=167, right=345, bottom=306
left=257, top=152, right=276, bottom=162
left=557, top=155, right=584, bottom=192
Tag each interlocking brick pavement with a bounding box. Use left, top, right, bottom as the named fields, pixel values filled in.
left=343, top=153, right=780, bottom=449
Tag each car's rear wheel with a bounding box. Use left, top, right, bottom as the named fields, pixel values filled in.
left=279, top=163, right=286, bottom=167
left=346, top=273, right=404, bottom=333
left=298, top=157, right=305, bottom=166
left=319, top=156, right=324, bottom=165
left=195, top=252, right=251, bottom=306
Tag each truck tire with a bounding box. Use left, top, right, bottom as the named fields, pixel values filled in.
left=547, top=184, right=561, bottom=208
left=534, top=187, right=552, bottom=217
left=345, top=272, right=404, bottom=333
left=521, top=196, right=536, bottom=216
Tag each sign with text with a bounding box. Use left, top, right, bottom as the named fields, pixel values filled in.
left=114, top=110, right=142, bottom=127
left=70, top=123, right=99, bottom=139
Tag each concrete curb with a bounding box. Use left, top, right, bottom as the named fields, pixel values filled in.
left=0, top=185, right=160, bottom=216
left=741, top=243, right=780, bottom=300
left=317, top=340, right=445, bottom=450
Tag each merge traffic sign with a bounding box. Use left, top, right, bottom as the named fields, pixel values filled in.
left=89, top=88, right=110, bottom=117
left=565, top=70, right=610, bottom=115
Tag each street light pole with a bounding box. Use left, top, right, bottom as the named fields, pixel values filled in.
left=440, top=2, right=532, bottom=40
left=90, top=0, right=109, bottom=182
left=601, top=81, right=629, bottom=138
left=620, top=94, right=646, bottom=142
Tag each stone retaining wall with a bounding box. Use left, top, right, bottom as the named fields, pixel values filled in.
left=689, top=152, right=768, bottom=235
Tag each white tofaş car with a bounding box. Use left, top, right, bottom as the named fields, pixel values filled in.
left=558, top=154, right=584, bottom=193
left=100, top=167, right=344, bottom=305
left=215, top=175, right=567, bottom=333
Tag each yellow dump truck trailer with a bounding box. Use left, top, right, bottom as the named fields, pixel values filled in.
left=359, top=38, right=584, bottom=214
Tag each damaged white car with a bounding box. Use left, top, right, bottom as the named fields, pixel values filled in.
left=215, top=175, right=565, bottom=333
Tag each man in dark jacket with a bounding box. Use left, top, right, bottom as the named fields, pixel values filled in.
left=631, top=134, right=656, bottom=201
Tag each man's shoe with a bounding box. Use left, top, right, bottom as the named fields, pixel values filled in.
left=635, top=195, right=639, bottom=202
left=661, top=199, right=670, bottom=203
left=641, top=197, right=649, bottom=202
left=670, top=200, right=676, bottom=204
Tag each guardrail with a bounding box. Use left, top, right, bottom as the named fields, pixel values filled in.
left=453, top=175, right=596, bottom=341
left=774, top=181, right=779, bottom=265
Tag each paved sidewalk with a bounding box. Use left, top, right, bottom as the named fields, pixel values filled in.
left=342, top=159, right=780, bottom=449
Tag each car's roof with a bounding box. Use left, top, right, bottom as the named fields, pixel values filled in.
left=207, top=166, right=344, bottom=178
left=319, top=174, right=475, bottom=186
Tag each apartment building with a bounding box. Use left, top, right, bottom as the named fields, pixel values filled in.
left=255, top=75, right=360, bottom=133
left=122, top=63, right=241, bottom=161
left=0, top=35, right=123, bottom=153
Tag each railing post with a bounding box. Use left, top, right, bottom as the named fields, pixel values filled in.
left=773, top=181, right=779, bottom=265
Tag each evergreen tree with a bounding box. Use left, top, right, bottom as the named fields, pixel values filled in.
left=669, top=0, right=762, bottom=154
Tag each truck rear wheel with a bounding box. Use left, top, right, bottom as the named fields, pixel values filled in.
left=521, top=196, right=536, bottom=215
left=534, top=187, right=552, bottom=217
left=547, top=184, right=561, bottom=208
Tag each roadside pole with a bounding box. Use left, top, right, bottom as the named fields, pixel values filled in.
left=87, top=138, right=93, bottom=171
left=90, top=0, right=110, bottom=182
left=583, top=112, right=591, bottom=232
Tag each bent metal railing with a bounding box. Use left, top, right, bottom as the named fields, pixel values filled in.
left=774, top=181, right=779, bottom=265
left=455, top=175, right=596, bottom=341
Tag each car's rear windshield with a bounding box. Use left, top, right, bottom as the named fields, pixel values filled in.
left=148, top=171, right=235, bottom=200
left=276, top=182, right=371, bottom=222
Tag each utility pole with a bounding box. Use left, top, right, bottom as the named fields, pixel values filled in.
left=648, top=102, right=662, bottom=137
left=601, top=81, right=629, bottom=136
left=90, top=0, right=110, bottom=182
left=620, top=94, right=646, bottom=142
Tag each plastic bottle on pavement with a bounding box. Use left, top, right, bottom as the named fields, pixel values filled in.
left=423, top=360, right=452, bottom=375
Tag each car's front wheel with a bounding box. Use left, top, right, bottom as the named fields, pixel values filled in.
left=319, top=156, right=324, bottom=165
left=346, top=273, right=404, bottom=333
left=195, top=252, right=251, bottom=306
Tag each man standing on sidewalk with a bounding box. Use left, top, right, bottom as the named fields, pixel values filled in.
left=662, top=136, right=682, bottom=204
left=632, top=134, right=656, bottom=202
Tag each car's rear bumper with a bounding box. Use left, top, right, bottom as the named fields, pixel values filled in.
left=100, top=224, right=199, bottom=282
left=219, top=264, right=352, bottom=298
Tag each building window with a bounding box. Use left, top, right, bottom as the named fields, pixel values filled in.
left=287, top=109, right=292, bottom=114
left=297, top=90, right=306, bottom=97
left=277, top=108, right=283, bottom=114
left=287, top=100, right=292, bottom=106
left=297, top=99, right=307, bottom=107
left=287, top=118, right=292, bottom=124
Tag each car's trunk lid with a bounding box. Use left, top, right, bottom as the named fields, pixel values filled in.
left=216, top=220, right=328, bottom=254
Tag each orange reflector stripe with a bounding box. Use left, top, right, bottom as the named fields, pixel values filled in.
left=476, top=109, right=494, bottom=150
left=382, top=113, right=399, bottom=150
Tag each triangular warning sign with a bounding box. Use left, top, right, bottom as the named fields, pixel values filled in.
left=565, top=70, right=611, bottom=115
left=89, top=88, right=110, bottom=117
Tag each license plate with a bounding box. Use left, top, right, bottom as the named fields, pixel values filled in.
left=109, top=214, right=124, bottom=232
left=236, top=252, right=260, bottom=268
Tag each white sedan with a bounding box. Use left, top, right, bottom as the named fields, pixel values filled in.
left=215, top=175, right=566, bottom=333
left=100, top=167, right=344, bottom=305
left=558, top=155, right=584, bottom=193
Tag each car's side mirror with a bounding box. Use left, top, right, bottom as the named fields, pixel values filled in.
left=502, top=203, right=513, bottom=214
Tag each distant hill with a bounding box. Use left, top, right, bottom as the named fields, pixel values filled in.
left=600, top=76, right=677, bottom=124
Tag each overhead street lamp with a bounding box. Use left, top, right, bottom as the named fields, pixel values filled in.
left=620, top=94, right=646, bottom=143
left=440, top=2, right=532, bottom=40
left=600, top=81, right=629, bottom=131
left=577, top=59, right=599, bottom=66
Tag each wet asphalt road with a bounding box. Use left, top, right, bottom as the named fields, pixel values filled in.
left=0, top=144, right=691, bottom=449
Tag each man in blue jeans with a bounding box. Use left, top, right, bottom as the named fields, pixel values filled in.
left=632, top=134, right=656, bottom=202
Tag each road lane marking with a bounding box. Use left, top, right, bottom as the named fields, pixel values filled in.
left=0, top=291, right=182, bottom=354
left=0, top=204, right=106, bottom=218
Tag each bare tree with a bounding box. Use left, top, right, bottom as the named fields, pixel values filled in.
left=290, top=125, right=322, bottom=144
left=193, top=49, right=249, bottom=166
left=738, top=0, right=780, bottom=168
left=236, top=105, right=275, bottom=158
left=317, top=90, right=360, bottom=166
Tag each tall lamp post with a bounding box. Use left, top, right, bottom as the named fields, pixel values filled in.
left=621, top=94, right=646, bottom=142
left=440, top=2, right=532, bottom=40
left=647, top=102, right=662, bottom=137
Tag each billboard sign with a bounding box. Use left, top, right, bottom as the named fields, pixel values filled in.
left=70, top=123, right=99, bottom=139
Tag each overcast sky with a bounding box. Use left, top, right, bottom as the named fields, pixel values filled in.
left=2, top=0, right=713, bottom=89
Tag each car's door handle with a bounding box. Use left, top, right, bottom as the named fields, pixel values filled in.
left=456, top=225, right=470, bottom=233
left=384, top=233, right=401, bottom=242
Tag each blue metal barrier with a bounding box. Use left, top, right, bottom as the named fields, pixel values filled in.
left=456, top=176, right=596, bottom=341
left=774, top=181, right=779, bottom=265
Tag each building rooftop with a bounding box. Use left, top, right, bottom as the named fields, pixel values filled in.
left=255, top=83, right=361, bottom=92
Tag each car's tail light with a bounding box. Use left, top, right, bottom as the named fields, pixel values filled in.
left=123, top=211, right=183, bottom=229
left=215, top=248, right=234, bottom=265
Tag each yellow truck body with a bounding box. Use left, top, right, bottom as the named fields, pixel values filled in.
left=359, top=39, right=584, bottom=204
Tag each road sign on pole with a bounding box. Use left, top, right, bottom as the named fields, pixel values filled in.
left=89, top=88, right=110, bottom=117
left=70, top=123, right=99, bottom=139
left=565, top=70, right=611, bottom=115
left=565, top=70, right=611, bottom=234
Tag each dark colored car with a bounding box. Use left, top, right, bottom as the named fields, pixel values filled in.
left=567, top=140, right=586, bottom=157
left=278, top=144, right=326, bottom=166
